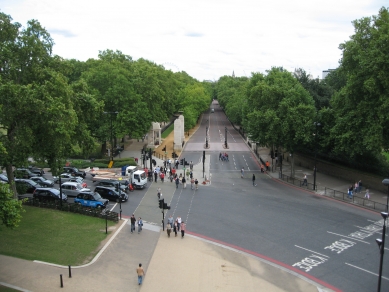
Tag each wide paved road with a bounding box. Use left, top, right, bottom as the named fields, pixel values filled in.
left=170, top=102, right=389, bottom=292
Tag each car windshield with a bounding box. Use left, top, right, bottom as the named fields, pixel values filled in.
left=92, top=192, right=102, bottom=200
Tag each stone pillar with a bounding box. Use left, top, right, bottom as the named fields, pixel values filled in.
left=174, top=118, right=182, bottom=150
left=179, top=115, right=185, bottom=142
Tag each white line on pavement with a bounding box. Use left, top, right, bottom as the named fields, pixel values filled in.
left=294, top=245, right=330, bottom=258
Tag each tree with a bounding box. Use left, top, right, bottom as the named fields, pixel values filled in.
left=0, top=183, right=24, bottom=229
left=246, top=68, right=316, bottom=177
left=330, top=7, right=389, bottom=157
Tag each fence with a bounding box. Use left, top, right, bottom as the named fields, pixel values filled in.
left=279, top=172, right=315, bottom=190
left=324, top=187, right=387, bottom=212
left=23, top=198, right=119, bottom=222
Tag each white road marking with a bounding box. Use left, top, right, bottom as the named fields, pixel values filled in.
left=345, top=263, right=389, bottom=281
left=327, top=231, right=370, bottom=244
left=294, top=245, right=330, bottom=258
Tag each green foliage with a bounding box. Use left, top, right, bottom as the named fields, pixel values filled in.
left=0, top=183, right=25, bottom=228
left=162, top=123, right=174, bottom=139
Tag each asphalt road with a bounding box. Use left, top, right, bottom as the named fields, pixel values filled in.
left=164, top=104, right=389, bottom=292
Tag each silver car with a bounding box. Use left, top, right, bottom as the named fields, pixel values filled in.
left=61, top=182, right=90, bottom=197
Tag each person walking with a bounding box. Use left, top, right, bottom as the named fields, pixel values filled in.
left=166, top=223, right=172, bottom=237
left=302, top=174, right=308, bottom=186
left=358, top=180, right=363, bottom=193
left=175, top=177, right=180, bottom=188
left=167, top=215, right=174, bottom=227
left=137, top=217, right=143, bottom=234
left=176, top=216, right=182, bottom=231
left=154, top=170, right=158, bottom=182
left=160, top=172, right=165, bottom=183
left=354, top=181, right=358, bottom=194
left=173, top=220, right=178, bottom=237
left=194, top=178, right=199, bottom=190
left=181, top=221, right=186, bottom=238
left=252, top=174, right=256, bottom=186
left=191, top=178, right=195, bottom=190
left=348, top=185, right=353, bottom=199
left=241, top=168, right=244, bottom=178
left=130, top=214, right=136, bottom=233
left=182, top=176, right=186, bottom=188
left=364, top=189, right=370, bottom=199
left=136, top=263, right=145, bottom=285
left=265, top=161, right=270, bottom=171
left=190, top=161, right=193, bottom=170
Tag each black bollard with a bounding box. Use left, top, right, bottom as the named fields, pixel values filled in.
left=60, top=274, right=63, bottom=288
left=68, top=265, right=72, bottom=278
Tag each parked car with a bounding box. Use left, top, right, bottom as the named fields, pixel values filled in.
left=53, top=173, right=76, bottom=184
left=0, top=173, right=9, bottom=183
left=33, top=188, right=67, bottom=203
left=28, top=166, right=44, bottom=176
left=30, top=176, right=54, bottom=187
left=95, top=180, right=127, bottom=193
left=14, top=168, right=35, bottom=179
left=61, top=182, right=90, bottom=197
left=63, top=166, right=86, bottom=178
left=74, top=192, right=108, bottom=208
left=94, top=186, right=128, bottom=202
left=15, top=179, right=41, bottom=193
left=68, top=177, right=87, bottom=188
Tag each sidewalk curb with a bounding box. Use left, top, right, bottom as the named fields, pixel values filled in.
left=33, top=219, right=128, bottom=269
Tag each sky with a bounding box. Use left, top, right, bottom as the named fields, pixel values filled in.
left=1, top=0, right=387, bottom=81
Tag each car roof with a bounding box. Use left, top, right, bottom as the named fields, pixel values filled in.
left=95, top=185, right=118, bottom=190
left=35, top=188, right=60, bottom=194
left=61, top=181, right=79, bottom=186
left=98, top=180, right=119, bottom=183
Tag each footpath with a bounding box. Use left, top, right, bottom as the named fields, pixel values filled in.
left=1, top=131, right=387, bottom=292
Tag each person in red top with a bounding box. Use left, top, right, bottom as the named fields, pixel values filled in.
left=160, top=172, right=165, bottom=182
left=180, top=221, right=186, bottom=238
left=265, top=161, right=270, bottom=171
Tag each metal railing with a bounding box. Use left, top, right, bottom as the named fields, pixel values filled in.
left=279, top=172, right=315, bottom=190
left=324, top=187, right=387, bottom=212
left=23, top=198, right=119, bottom=222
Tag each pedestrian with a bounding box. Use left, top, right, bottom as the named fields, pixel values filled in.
left=241, top=168, right=244, bottom=178
left=364, top=189, right=370, bottom=199
left=175, top=177, right=180, bottom=188
left=167, top=215, right=174, bottom=227
left=302, top=174, right=307, bottom=186
left=166, top=223, right=172, bottom=237
left=195, top=178, right=199, bottom=190
left=190, top=161, right=193, bottom=170
left=189, top=171, right=193, bottom=179
left=136, top=263, right=145, bottom=285
left=354, top=182, right=358, bottom=194
left=130, top=214, right=136, bottom=233
left=348, top=185, right=353, bottom=199
left=252, top=174, right=256, bottom=186
left=266, top=161, right=270, bottom=171
left=160, top=172, right=165, bottom=182
left=181, top=221, right=186, bottom=238
left=137, top=217, right=143, bottom=234
left=176, top=216, right=182, bottom=231
left=173, top=220, right=178, bottom=237
left=157, top=187, right=161, bottom=199
left=182, top=176, right=186, bottom=188
left=191, top=178, right=195, bottom=190
left=260, top=164, right=264, bottom=173
left=154, top=170, right=158, bottom=182
left=219, top=152, right=222, bottom=160
left=358, top=180, right=362, bottom=193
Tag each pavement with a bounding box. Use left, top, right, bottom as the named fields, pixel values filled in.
left=0, top=133, right=388, bottom=292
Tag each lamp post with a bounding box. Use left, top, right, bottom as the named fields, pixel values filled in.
left=225, top=127, right=227, bottom=148
left=313, top=121, right=321, bottom=191
left=382, top=179, right=389, bottom=213
left=103, top=111, right=118, bottom=161
left=376, top=211, right=388, bottom=292
left=206, top=126, right=208, bottom=148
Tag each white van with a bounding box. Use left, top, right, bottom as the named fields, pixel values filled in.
left=211, top=108, right=214, bottom=113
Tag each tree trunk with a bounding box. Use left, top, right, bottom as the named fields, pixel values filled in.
left=6, top=164, right=17, bottom=199
left=290, top=153, right=295, bottom=178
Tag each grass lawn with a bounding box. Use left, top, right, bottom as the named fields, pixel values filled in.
left=0, top=206, right=117, bottom=266
left=161, top=123, right=174, bottom=139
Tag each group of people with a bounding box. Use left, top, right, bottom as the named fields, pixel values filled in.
left=219, top=152, right=229, bottom=161
left=347, top=180, right=369, bottom=199
left=166, top=215, right=186, bottom=238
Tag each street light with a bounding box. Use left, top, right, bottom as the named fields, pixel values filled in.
left=103, top=111, right=118, bottom=161
left=313, top=121, right=321, bottom=191
left=375, top=211, right=388, bottom=292
left=225, top=127, right=227, bottom=148
left=382, top=178, right=389, bottom=213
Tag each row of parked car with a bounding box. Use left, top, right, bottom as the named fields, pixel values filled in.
left=2, top=166, right=129, bottom=209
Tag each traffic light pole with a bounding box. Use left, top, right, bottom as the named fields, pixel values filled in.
left=162, top=209, right=165, bottom=231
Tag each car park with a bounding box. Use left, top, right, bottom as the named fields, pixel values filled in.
left=63, top=166, right=86, bottom=178
left=30, top=176, right=54, bottom=187
left=68, top=177, right=87, bottom=188
left=61, top=182, right=90, bottom=197
left=74, top=192, right=108, bottom=208
left=95, top=180, right=127, bottom=192
left=94, top=186, right=128, bottom=202
left=28, top=166, right=44, bottom=176
left=14, top=179, right=41, bottom=193
left=14, top=168, right=35, bottom=179
left=53, top=173, right=76, bottom=184
left=33, top=188, right=67, bottom=203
